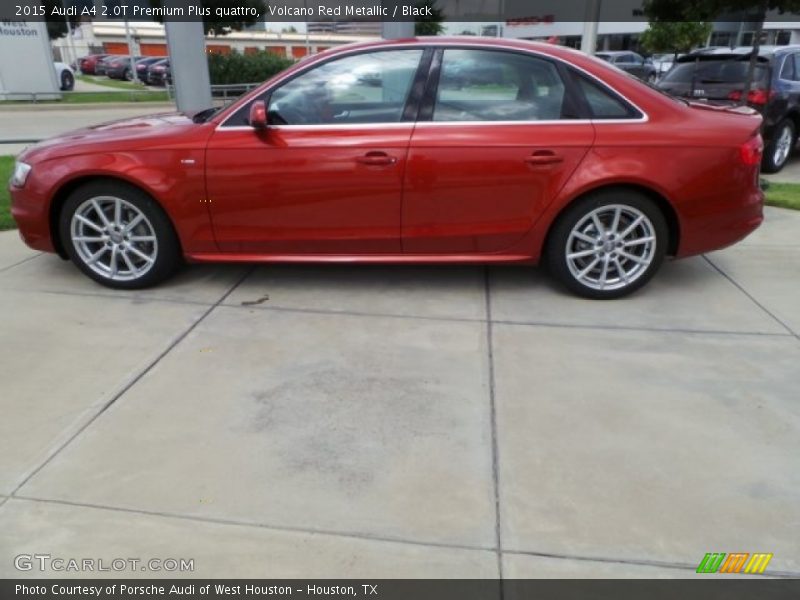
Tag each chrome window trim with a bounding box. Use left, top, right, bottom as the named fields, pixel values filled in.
left=216, top=41, right=650, bottom=131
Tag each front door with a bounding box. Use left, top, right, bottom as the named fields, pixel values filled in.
left=402, top=48, right=595, bottom=254
left=205, top=48, right=426, bottom=254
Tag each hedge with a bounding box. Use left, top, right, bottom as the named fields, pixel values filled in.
left=207, top=51, right=294, bottom=85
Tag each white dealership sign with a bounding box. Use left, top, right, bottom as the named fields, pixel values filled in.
left=0, top=20, right=60, bottom=101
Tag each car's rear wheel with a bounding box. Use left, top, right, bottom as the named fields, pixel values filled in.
left=60, top=70, right=74, bottom=91
left=763, top=119, right=795, bottom=173
left=546, top=190, right=668, bottom=299
left=59, top=181, right=181, bottom=289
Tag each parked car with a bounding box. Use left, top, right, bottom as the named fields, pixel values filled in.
left=596, top=51, right=658, bottom=83
left=657, top=46, right=800, bottom=172
left=146, top=59, right=171, bottom=86
left=94, top=55, right=122, bottom=77
left=78, top=54, right=108, bottom=75
left=53, top=62, right=74, bottom=91
left=105, top=56, right=143, bottom=80
left=135, top=56, right=166, bottom=82
left=9, top=38, right=764, bottom=298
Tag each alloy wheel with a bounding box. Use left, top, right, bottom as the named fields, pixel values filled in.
left=565, top=204, right=657, bottom=292
left=70, top=196, right=158, bottom=282
left=774, top=125, right=793, bottom=168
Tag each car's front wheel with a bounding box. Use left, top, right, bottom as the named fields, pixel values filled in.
left=546, top=190, right=668, bottom=299
left=59, top=181, right=181, bottom=289
left=762, top=119, right=795, bottom=173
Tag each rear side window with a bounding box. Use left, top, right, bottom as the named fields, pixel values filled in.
left=574, top=73, right=642, bottom=120
left=433, top=49, right=568, bottom=122
left=661, top=60, right=768, bottom=85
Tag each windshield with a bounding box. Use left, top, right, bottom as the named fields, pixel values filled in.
left=661, top=59, right=768, bottom=85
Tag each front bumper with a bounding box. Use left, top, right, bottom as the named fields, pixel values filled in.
left=9, top=183, right=55, bottom=253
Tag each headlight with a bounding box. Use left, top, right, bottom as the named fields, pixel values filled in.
left=10, top=161, right=32, bottom=188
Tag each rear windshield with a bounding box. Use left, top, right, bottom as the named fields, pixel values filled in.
left=661, top=59, right=768, bottom=85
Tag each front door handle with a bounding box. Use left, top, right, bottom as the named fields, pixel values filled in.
left=525, top=150, right=564, bottom=166
left=356, top=151, right=398, bottom=166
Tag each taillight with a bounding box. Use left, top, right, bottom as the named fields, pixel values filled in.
left=728, top=88, right=774, bottom=105
left=740, top=135, right=764, bottom=166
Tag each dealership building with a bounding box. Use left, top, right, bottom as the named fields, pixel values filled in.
left=51, top=20, right=375, bottom=66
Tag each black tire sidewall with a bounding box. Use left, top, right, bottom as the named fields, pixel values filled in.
left=59, top=181, right=181, bottom=289
left=61, top=71, right=74, bottom=91
left=545, top=190, right=668, bottom=299
left=763, top=119, right=795, bottom=173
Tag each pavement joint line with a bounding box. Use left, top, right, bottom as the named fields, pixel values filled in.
left=0, top=286, right=217, bottom=308
left=501, top=549, right=800, bottom=578
left=0, top=264, right=794, bottom=339
left=8, top=266, right=255, bottom=499
left=703, top=255, right=800, bottom=341
left=0, top=252, right=43, bottom=274
left=484, top=268, right=504, bottom=585
left=11, top=495, right=498, bottom=556
left=11, top=495, right=799, bottom=579
left=490, top=318, right=794, bottom=338
left=230, top=302, right=795, bottom=339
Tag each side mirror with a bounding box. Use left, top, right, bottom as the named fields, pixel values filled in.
left=249, top=100, right=268, bottom=130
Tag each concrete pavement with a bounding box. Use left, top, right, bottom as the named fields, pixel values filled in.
left=763, top=152, right=800, bottom=183
left=0, top=208, right=799, bottom=578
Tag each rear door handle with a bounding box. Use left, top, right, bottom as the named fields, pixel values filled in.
left=356, top=151, right=398, bottom=166
left=525, top=151, right=564, bottom=166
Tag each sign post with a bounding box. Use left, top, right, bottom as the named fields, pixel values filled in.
left=0, top=20, right=60, bottom=101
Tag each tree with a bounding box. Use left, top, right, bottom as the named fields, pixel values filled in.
left=414, top=0, right=445, bottom=36
left=146, top=0, right=267, bottom=36
left=640, top=22, right=712, bottom=56
left=645, top=0, right=800, bottom=104
left=42, top=0, right=82, bottom=40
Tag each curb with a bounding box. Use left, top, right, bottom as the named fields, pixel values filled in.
left=0, top=102, right=175, bottom=112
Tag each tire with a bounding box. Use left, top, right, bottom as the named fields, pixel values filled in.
left=124, top=68, right=132, bottom=81
left=545, top=190, right=668, bottom=299
left=762, top=119, right=795, bottom=174
left=60, top=70, right=74, bottom=91
left=647, top=72, right=657, bottom=84
left=59, top=181, right=181, bottom=289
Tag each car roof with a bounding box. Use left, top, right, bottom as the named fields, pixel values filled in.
left=597, top=51, right=635, bottom=56
left=683, top=45, right=800, bottom=60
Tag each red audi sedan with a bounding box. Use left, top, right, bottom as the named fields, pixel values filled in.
left=9, top=38, right=764, bottom=299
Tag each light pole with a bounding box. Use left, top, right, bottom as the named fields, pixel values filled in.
left=164, top=0, right=212, bottom=112
left=580, top=0, right=602, bottom=55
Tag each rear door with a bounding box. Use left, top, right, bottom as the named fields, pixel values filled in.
left=402, top=47, right=595, bottom=254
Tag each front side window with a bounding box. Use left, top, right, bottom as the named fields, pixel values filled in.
left=433, top=49, right=567, bottom=122
left=267, top=49, right=423, bottom=125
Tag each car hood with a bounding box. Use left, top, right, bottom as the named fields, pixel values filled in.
left=19, top=112, right=201, bottom=163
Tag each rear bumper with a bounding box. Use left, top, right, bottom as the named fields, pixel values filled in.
left=676, top=187, right=763, bottom=258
